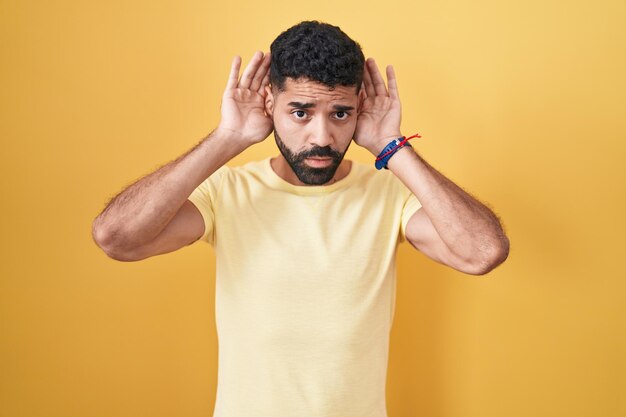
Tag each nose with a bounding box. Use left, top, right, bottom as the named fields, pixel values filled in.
left=307, top=116, right=333, bottom=148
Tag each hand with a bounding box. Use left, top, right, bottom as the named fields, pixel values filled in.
left=354, top=58, right=403, bottom=155
left=215, top=51, right=274, bottom=146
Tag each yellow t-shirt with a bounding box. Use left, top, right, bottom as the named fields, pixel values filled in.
left=187, top=156, right=422, bottom=417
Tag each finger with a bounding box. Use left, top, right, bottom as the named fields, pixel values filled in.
left=367, top=58, right=389, bottom=96
left=250, top=51, right=271, bottom=91
left=386, top=65, right=400, bottom=100
left=239, top=51, right=264, bottom=89
left=362, top=62, right=376, bottom=97
left=225, top=55, right=242, bottom=91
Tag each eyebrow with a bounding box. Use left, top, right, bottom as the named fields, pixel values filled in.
left=287, top=101, right=355, bottom=112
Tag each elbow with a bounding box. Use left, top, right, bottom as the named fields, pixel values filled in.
left=92, top=221, right=140, bottom=262
left=469, top=236, right=510, bottom=276
left=102, top=247, right=142, bottom=262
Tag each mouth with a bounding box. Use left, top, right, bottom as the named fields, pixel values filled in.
left=305, top=157, right=333, bottom=167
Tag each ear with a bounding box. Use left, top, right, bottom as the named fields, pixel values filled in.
left=264, top=85, right=274, bottom=117
left=357, top=87, right=366, bottom=114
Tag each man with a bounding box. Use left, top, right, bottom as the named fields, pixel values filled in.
left=93, top=20, right=509, bottom=417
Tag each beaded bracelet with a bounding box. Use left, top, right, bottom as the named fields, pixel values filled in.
left=375, top=133, right=422, bottom=170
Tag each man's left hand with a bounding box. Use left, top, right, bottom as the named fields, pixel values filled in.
left=354, top=57, right=403, bottom=156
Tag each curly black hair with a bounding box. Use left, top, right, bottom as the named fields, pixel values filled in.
left=269, top=21, right=365, bottom=94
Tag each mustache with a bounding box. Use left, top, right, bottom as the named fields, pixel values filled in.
left=298, top=146, right=342, bottom=160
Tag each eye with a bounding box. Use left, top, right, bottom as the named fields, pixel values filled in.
left=335, top=111, right=350, bottom=120
left=292, top=110, right=308, bottom=119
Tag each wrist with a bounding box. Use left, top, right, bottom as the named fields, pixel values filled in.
left=212, top=127, right=253, bottom=150
left=367, top=134, right=403, bottom=156
left=204, top=128, right=252, bottom=158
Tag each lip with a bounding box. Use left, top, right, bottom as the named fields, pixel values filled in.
left=305, top=157, right=333, bottom=167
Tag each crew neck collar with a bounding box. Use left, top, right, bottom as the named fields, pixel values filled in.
left=262, top=156, right=359, bottom=195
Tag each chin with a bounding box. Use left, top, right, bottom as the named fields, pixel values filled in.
left=292, top=160, right=342, bottom=185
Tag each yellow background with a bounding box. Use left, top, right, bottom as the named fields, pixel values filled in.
left=1, top=0, right=624, bottom=416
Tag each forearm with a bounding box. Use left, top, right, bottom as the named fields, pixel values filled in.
left=382, top=144, right=509, bottom=265
left=93, top=128, right=247, bottom=251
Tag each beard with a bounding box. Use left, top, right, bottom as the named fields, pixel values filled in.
left=274, top=127, right=351, bottom=185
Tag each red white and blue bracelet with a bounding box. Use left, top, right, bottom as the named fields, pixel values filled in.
left=374, top=133, right=422, bottom=170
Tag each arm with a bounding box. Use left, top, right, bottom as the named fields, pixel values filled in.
left=387, top=148, right=509, bottom=275
left=92, top=50, right=274, bottom=261
left=92, top=131, right=247, bottom=261
left=355, top=58, right=510, bottom=275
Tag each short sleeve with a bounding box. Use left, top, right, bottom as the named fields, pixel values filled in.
left=187, top=165, right=228, bottom=245
left=398, top=184, right=422, bottom=244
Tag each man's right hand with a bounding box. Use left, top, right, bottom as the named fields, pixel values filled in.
left=215, top=51, right=274, bottom=146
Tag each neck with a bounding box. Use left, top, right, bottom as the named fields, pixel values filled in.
left=270, top=155, right=352, bottom=186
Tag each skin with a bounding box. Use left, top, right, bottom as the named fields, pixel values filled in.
left=265, top=78, right=359, bottom=186
left=93, top=49, right=509, bottom=274
left=213, top=50, right=510, bottom=275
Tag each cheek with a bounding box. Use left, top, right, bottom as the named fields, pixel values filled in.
left=274, top=113, right=299, bottom=133
left=273, top=116, right=305, bottom=144
left=339, top=119, right=358, bottom=137
left=345, top=118, right=358, bottom=131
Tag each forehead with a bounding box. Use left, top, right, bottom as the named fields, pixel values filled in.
left=275, top=77, right=358, bottom=104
